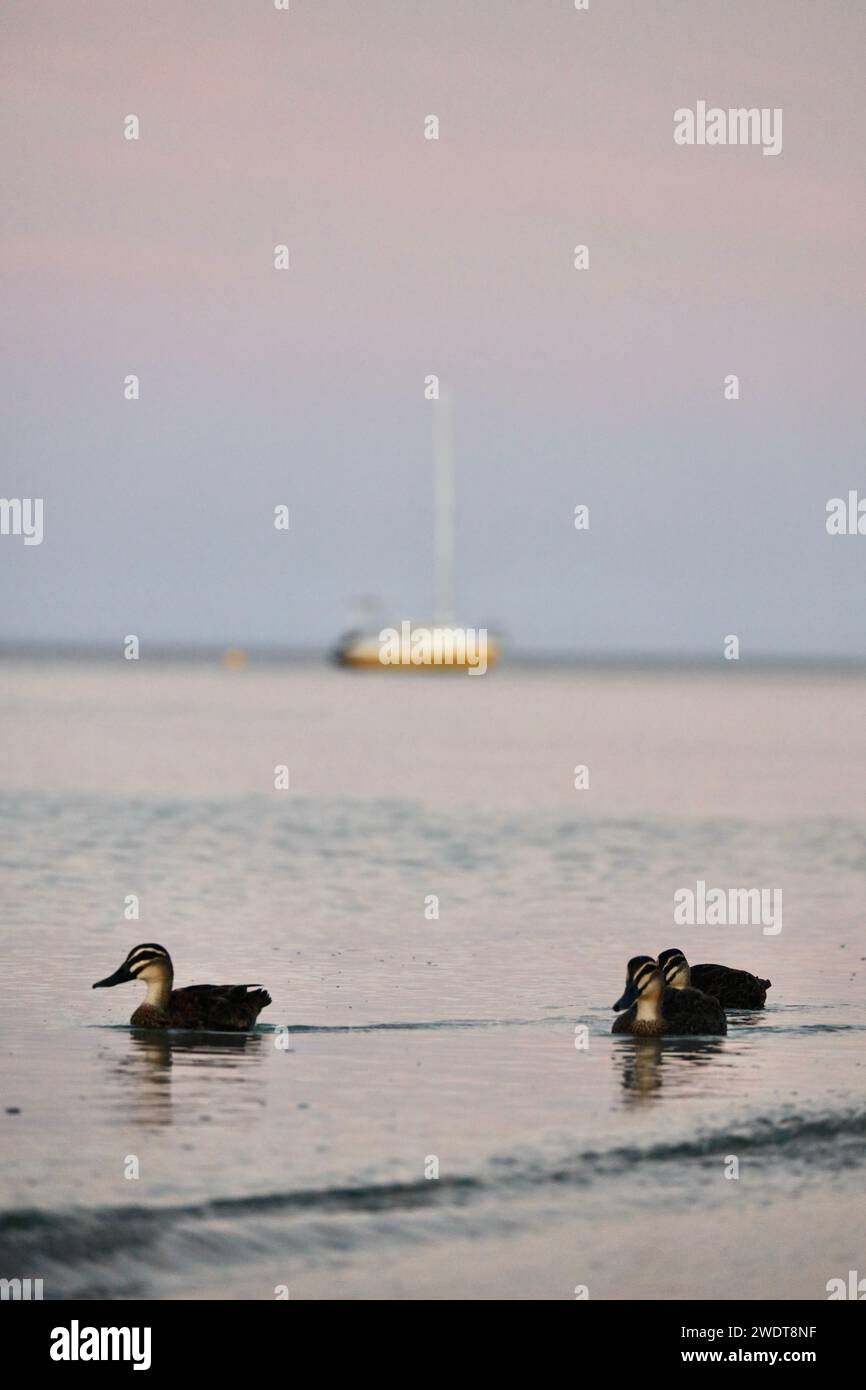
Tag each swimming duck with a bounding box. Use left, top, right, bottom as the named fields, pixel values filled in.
left=612, top=956, right=726, bottom=1036
left=93, top=943, right=272, bottom=1031
left=658, top=947, right=771, bottom=1009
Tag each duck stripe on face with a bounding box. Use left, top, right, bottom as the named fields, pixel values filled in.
left=633, top=961, right=657, bottom=992
left=125, top=944, right=170, bottom=974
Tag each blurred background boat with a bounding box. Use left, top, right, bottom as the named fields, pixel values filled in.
left=334, top=392, right=500, bottom=671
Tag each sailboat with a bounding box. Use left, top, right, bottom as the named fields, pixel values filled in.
left=333, top=392, right=499, bottom=672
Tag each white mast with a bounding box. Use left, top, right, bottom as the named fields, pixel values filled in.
left=433, top=388, right=455, bottom=626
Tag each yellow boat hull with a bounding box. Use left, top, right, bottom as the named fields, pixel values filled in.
left=335, top=626, right=499, bottom=672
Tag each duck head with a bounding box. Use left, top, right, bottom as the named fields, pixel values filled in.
left=613, top=956, right=664, bottom=1014
left=93, top=944, right=174, bottom=1009
left=658, top=947, right=690, bottom=990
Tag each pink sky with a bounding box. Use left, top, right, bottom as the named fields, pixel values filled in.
left=2, top=0, right=865, bottom=654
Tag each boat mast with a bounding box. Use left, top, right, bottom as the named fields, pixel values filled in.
left=433, top=389, right=455, bottom=626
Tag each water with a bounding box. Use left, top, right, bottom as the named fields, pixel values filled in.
left=1, top=659, right=865, bottom=1299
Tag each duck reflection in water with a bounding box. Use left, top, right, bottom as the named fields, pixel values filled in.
left=616, top=1035, right=727, bottom=1099
left=105, top=1029, right=264, bottom=1127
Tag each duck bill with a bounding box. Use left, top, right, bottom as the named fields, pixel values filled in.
left=613, top=979, right=638, bottom=1012
left=92, top=963, right=135, bottom=989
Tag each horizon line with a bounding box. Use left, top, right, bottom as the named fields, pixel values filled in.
left=1, top=640, right=865, bottom=672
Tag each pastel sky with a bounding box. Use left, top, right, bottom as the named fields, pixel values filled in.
left=2, top=0, right=865, bottom=655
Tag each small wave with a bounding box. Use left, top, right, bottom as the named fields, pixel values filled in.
left=3, top=1100, right=861, bottom=1295
left=285, top=1015, right=573, bottom=1034
left=767, top=1023, right=866, bottom=1034
left=4, top=1106, right=864, bottom=1286
left=91, top=1014, right=575, bottom=1036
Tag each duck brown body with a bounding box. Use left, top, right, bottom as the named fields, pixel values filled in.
left=658, top=949, right=771, bottom=1009
left=688, top=962, right=770, bottom=1009
left=94, top=944, right=272, bottom=1032
left=612, top=982, right=727, bottom=1036
left=131, top=984, right=272, bottom=1031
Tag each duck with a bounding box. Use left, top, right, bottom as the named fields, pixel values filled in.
left=658, top=947, right=771, bottom=1009
left=93, top=943, right=272, bottom=1031
left=612, top=955, right=726, bottom=1036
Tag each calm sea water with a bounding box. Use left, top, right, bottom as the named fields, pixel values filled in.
left=1, top=659, right=865, bottom=1300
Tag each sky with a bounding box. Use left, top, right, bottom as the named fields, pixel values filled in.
left=2, top=0, right=865, bottom=656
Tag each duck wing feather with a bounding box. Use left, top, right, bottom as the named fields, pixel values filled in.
left=690, top=964, right=770, bottom=1009
left=661, top=985, right=727, bottom=1035
left=169, top=984, right=272, bottom=1031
